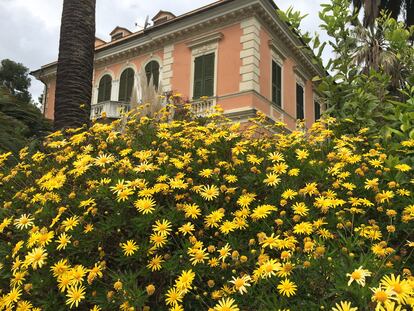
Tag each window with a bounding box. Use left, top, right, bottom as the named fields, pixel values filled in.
left=272, top=61, right=282, bottom=107
left=111, top=33, right=123, bottom=41
left=193, top=53, right=215, bottom=99
left=119, top=68, right=135, bottom=102
left=314, top=101, right=321, bottom=121
left=296, top=83, right=304, bottom=120
left=145, top=61, right=160, bottom=90
left=98, top=75, right=112, bottom=103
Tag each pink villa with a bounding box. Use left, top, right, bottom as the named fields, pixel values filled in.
left=32, top=0, right=325, bottom=130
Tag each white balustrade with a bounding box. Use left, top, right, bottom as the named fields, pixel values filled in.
left=191, top=98, right=216, bottom=117
left=90, top=101, right=131, bottom=119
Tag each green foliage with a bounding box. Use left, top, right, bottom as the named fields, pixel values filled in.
left=0, top=59, right=32, bottom=104
left=0, top=87, right=52, bottom=153
left=279, top=0, right=414, bottom=147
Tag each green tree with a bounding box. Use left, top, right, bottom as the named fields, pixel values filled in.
left=317, top=0, right=414, bottom=141
left=0, top=59, right=32, bottom=104
left=54, top=0, right=96, bottom=129
left=352, top=0, right=414, bottom=27
left=279, top=0, right=414, bottom=142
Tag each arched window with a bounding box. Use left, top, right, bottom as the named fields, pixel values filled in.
left=98, top=75, right=112, bottom=103
left=145, top=61, right=160, bottom=90
left=118, top=68, right=135, bottom=102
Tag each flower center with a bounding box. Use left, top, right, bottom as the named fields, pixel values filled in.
left=375, top=290, right=388, bottom=302
left=351, top=271, right=362, bottom=280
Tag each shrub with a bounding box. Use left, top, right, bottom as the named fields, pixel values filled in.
left=0, top=108, right=413, bottom=310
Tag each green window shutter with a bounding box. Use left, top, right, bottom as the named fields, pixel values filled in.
left=145, top=61, right=160, bottom=90
left=98, top=75, right=112, bottom=103
left=193, top=56, right=204, bottom=99
left=296, top=83, right=304, bottom=120
left=314, top=101, right=321, bottom=121
left=119, top=72, right=127, bottom=102
left=119, top=68, right=134, bottom=102
left=126, top=69, right=134, bottom=101
left=272, top=61, right=282, bottom=107
left=193, top=53, right=215, bottom=99
left=104, top=76, right=111, bottom=101
left=203, top=53, right=215, bottom=97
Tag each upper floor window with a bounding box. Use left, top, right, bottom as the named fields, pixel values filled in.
left=296, top=83, right=304, bottom=120
left=314, top=101, right=321, bottom=121
left=145, top=61, right=160, bottom=90
left=98, top=75, right=112, bottom=103
left=193, top=53, right=215, bottom=99
left=119, top=68, right=135, bottom=102
left=272, top=61, right=282, bottom=107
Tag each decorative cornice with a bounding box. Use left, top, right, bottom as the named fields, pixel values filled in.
left=33, top=0, right=325, bottom=82
left=186, top=32, right=223, bottom=49
left=256, top=3, right=325, bottom=79
left=294, top=67, right=307, bottom=86
left=268, top=39, right=287, bottom=61
left=93, top=4, right=256, bottom=67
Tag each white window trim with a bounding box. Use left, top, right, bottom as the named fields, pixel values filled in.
left=95, top=70, right=115, bottom=104
left=270, top=49, right=284, bottom=110
left=189, top=44, right=219, bottom=100
left=141, top=56, right=163, bottom=89
left=313, top=93, right=322, bottom=120
left=187, top=32, right=222, bottom=100
left=118, top=63, right=137, bottom=102
left=295, top=74, right=306, bottom=120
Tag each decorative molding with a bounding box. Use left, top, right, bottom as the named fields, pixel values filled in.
left=118, top=62, right=138, bottom=80
left=92, top=3, right=256, bottom=67
left=255, top=3, right=324, bottom=79
left=186, top=32, right=223, bottom=49
left=191, top=42, right=219, bottom=58
left=239, top=17, right=261, bottom=93
left=294, top=69, right=306, bottom=87
left=35, top=1, right=324, bottom=81
left=268, top=39, right=286, bottom=65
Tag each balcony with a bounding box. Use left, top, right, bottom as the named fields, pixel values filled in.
left=91, top=101, right=131, bottom=119
left=191, top=97, right=216, bottom=117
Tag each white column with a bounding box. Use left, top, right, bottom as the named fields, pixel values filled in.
left=111, top=80, right=120, bottom=101
left=162, top=44, right=174, bottom=92
left=91, top=86, right=99, bottom=105
left=135, top=72, right=143, bottom=104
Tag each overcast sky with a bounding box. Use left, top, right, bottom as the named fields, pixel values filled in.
left=0, top=0, right=327, bottom=102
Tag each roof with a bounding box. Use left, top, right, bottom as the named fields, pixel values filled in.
left=109, top=26, right=132, bottom=36
left=151, top=10, right=176, bottom=21
left=32, top=0, right=325, bottom=77
left=94, top=0, right=237, bottom=52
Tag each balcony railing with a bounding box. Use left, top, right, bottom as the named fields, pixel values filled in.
left=191, top=97, right=216, bottom=117
left=91, top=101, right=131, bottom=119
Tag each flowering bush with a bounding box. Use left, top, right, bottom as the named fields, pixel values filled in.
left=0, top=107, right=413, bottom=311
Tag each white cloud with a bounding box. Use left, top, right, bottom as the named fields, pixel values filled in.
left=0, top=0, right=327, bottom=102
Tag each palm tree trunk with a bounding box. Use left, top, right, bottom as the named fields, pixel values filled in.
left=54, top=0, right=96, bottom=130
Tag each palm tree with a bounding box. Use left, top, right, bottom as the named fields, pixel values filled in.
left=54, top=0, right=96, bottom=130
left=352, top=25, right=401, bottom=88
left=352, top=0, right=414, bottom=27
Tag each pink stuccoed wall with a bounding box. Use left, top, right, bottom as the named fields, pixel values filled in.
left=216, top=23, right=243, bottom=96
left=170, top=41, right=191, bottom=98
